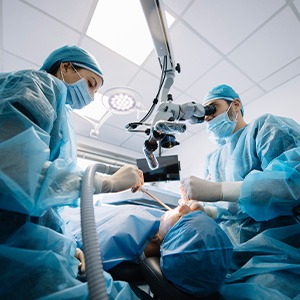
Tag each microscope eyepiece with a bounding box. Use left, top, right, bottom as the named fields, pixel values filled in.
left=204, top=104, right=216, bottom=115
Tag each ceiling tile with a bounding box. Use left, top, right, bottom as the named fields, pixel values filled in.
left=120, top=134, right=147, bottom=155
left=1, top=51, right=38, bottom=72
left=104, top=110, right=141, bottom=128
left=183, top=0, right=285, bottom=54
left=185, top=59, right=254, bottom=101
left=3, top=0, right=80, bottom=66
left=244, top=75, right=300, bottom=123
left=173, top=93, right=195, bottom=104
left=81, top=36, right=140, bottom=89
left=239, top=85, right=266, bottom=108
left=24, top=0, right=95, bottom=32
left=166, top=22, right=222, bottom=91
left=128, top=69, right=161, bottom=109
left=294, top=0, right=300, bottom=12
left=259, top=57, right=300, bottom=91
left=228, top=7, right=300, bottom=82
left=95, top=123, right=130, bottom=146
left=163, top=0, right=193, bottom=15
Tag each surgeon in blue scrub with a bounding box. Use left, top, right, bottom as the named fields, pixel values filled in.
left=0, top=45, right=144, bottom=300
left=179, top=84, right=300, bottom=300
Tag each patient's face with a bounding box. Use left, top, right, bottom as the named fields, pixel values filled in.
left=158, top=205, right=191, bottom=241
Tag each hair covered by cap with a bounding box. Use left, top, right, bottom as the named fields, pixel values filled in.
left=160, top=211, right=233, bottom=297
left=40, top=45, right=103, bottom=80
left=203, top=84, right=244, bottom=116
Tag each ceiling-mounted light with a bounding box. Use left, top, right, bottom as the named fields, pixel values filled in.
left=102, top=87, right=142, bottom=114
left=90, top=87, right=142, bottom=137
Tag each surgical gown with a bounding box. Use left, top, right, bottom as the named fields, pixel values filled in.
left=0, top=70, right=142, bottom=299
left=204, top=113, right=300, bottom=299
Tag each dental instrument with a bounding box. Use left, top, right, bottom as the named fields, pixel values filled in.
left=140, top=187, right=172, bottom=211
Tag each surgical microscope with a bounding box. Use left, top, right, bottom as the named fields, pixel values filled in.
left=125, top=0, right=216, bottom=170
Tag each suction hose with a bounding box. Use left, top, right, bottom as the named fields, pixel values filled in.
left=80, top=163, right=119, bottom=300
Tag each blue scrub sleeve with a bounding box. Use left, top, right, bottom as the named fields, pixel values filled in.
left=0, top=70, right=83, bottom=216
left=239, top=116, right=300, bottom=221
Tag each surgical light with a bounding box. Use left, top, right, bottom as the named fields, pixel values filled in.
left=102, top=87, right=141, bottom=114
left=90, top=87, right=142, bottom=137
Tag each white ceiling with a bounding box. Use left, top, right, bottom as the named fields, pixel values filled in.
left=1, top=0, right=300, bottom=164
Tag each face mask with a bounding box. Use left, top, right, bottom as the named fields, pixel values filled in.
left=61, top=67, right=93, bottom=109
left=206, top=103, right=237, bottom=140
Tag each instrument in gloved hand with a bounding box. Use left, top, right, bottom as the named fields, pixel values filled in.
left=140, top=187, right=172, bottom=211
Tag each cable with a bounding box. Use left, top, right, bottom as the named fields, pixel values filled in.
left=138, top=56, right=168, bottom=123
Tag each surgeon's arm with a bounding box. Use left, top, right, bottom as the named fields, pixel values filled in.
left=93, top=165, right=144, bottom=194
left=237, top=116, right=300, bottom=221
left=179, top=176, right=242, bottom=203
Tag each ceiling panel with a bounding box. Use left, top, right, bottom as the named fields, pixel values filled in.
left=167, top=22, right=222, bottom=91
left=127, top=68, right=161, bottom=109
left=163, top=0, right=193, bottom=15
left=120, top=134, right=147, bottom=154
left=259, top=57, right=300, bottom=91
left=24, top=0, right=95, bottom=32
left=238, top=86, right=266, bottom=121
left=185, top=59, right=254, bottom=102
left=81, top=36, right=140, bottom=88
left=228, top=7, right=300, bottom=82
left=93, top=123, right=130, bottom=146
left=3, top=0, right=81, bottom=66
left=294, top=0, right=300, bottom=11
left=244, top=75, right=300, bottom=123
left=2, top=51, right=38, bottom=72
left=183, top=0, right=286, bottom=54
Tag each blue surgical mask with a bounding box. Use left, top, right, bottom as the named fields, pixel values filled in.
left=61, top=67, right=93, bottom=109
left=206, top=103, right=237, bottom=140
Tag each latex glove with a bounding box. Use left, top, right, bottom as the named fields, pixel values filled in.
left=180, top=176, right=242, bottom=203
left=94, top=165, right=144, bottom=194
left=180, top=176, right=222, bottom=202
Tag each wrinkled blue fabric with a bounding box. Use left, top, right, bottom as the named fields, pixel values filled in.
left=204, top=113, right=300, bottom=299
left=205, top=113, right=300, bottom=221
left=160, top=211, right=233, bottom=297
left=0, top=69, right=140, bottom=299
left=0, top=229, right=139, bottom=300
left=39, top=272, right=140, bottom=300
left=0, top=70, right=83, bottom=216
left=61, top=204, right=164, bottom=270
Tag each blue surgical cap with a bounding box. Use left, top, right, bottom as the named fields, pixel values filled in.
left=40, top=45, right=104, bottom=81
left=203, top=84, right=244, bottom=116
left=160, top=211, right=233, bottom=297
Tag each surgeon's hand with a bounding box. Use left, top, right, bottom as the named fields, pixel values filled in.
left=94, top=165, right=144, bottom=193
left=179, top=176, right=222, bottom=202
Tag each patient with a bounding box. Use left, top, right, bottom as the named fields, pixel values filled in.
left=62, top=203, right=233, bottom=297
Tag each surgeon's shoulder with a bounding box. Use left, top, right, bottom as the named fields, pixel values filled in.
left=254, top=113, right=299, bottom=129
left=32, top=69, right=66, bottom=91
left=1, top=69, right=65, bottom=93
